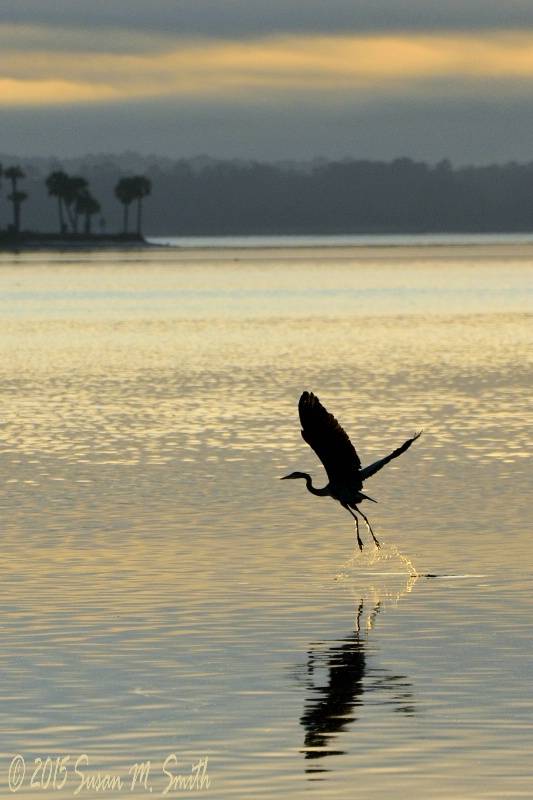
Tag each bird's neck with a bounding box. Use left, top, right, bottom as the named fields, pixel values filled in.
left=304, top=474, right=331, bottom=497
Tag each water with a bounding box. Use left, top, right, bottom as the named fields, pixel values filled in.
left=0, top=239, right=531, bottom=798
left=149, top=232, right=533, bottom=249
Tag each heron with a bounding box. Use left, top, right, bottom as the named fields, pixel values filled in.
left=281, top=391, right=422, bottom=550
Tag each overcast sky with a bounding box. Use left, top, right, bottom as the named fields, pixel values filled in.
left=1, top=0, right=533, bottom=164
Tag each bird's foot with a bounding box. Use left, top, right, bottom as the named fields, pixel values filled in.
left=373, top=536, right=381, bottom=550
left=357, top=535, right=364, bottom=552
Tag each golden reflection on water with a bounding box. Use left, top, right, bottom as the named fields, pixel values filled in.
left=0, top=248, right=531, bottom=798
left=1, top=313, right=530, bottom=462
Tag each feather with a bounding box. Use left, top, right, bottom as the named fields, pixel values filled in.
left=298, top=392, right=362, bottom=488
left=359, top=431, right=422, bottom=481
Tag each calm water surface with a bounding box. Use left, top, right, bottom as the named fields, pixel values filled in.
left=0, top=243, right=531, bottom=798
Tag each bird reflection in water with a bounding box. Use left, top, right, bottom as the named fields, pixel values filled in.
left=297, top=598, right=416, bottom=775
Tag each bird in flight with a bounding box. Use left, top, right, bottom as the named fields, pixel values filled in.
left=282, top=391, right=422, bottom=550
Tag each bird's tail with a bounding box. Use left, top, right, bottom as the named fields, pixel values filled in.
left=361, top=492, right=378, bottom=503
left=351, top=491, right=378, bottom=506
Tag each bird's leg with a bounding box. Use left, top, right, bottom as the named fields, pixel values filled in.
left=354, top=515, right=364, bottom=552
left=357, top=507, right=380, bottom=549
left=343, top=504, right=364, bottom=551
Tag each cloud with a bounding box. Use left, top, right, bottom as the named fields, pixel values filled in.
left=1, top=5, right=532, bottom=165
left=1, top=29, right=533, bottom=107
left=1, top=0, right=533, bottom=37
left=0, top=78, right=120, bottom=106
left=0, top=23, right=170, bottom=55
left=4, top=93, right=533, bottom=166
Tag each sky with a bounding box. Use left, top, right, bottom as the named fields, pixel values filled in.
left=1, top=0, right=533, bottom=165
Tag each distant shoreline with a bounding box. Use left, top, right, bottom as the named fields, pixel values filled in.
left=3, top=231, right=533, bottom=259
left=0, top=232, right=157, bottom=252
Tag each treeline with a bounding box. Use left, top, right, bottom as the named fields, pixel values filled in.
left=2, top=154, right=533, bottom=235
left=152, top=157, right=533, bottom=234
left=0, top=160, right=151, bottom=237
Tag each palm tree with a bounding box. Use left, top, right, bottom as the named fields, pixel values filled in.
left=4, top=166, right=27, bottom=234
left=114, top=175, right=151, bottom=235
left=45, top=170, right=70, bottom=233
left=7, top=191, right=28, bottom=234
left=63, top=176, right=88, bottom=233
left=114, top=177, right=137, bottom=234
left=131, top=176, right=151, bottom=235
left=75, top=190, right=101, bottom=235
left=4, top=165, right=24, bottom=190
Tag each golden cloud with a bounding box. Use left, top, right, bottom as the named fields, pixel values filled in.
left=1, top=28, right=532, bottom=106
left=0, top=78, right=121, bottom=106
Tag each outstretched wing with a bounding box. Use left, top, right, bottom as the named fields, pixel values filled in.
left=298, top=391, right=361, bottom=486
left=359, top=431, right=422, bottom=481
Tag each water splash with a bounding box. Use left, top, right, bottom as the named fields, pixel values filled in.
left=335, top=541, right=419, bottom=627
left=337, top=540, right=419, bottom=579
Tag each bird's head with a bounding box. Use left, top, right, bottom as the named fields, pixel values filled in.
left=281, top=471, right=310, bottom=481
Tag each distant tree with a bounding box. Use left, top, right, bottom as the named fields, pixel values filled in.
left=63, top=176, right=89, bottom=233
left=45, top=171, right=103, bottom=234
left=4, top=165, right=25, bottom=191
left=7, top=191, right=28, bottom=234
left=75, top=189, right=101, bottom=235
left=114, top=175, right=151, bottom=235
left=4, top=166, right=27, bottom=234
left=114, top=177, right=136, bottom=233
left=131, top=175, right=151, bottom=235
left=45, top=170, right=70, bottom=233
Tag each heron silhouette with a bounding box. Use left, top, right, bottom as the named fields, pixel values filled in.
left=282, top=391, right=422, bottom=550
